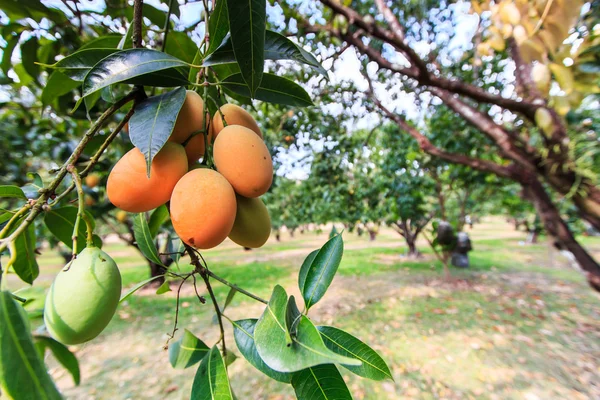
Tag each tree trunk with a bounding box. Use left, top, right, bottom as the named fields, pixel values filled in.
left=289, top=228, right=295, bottom=238
left=149, top=261, right=166, bottom=286
left=368, top=230, right=377, bottom=241
left=524, top=180, right=600, bottom=290
left=275, top=231, right=281, bottom=242
left=457, top=189, right=469, bottom=232
left=406, top=237, right=419, bottom=257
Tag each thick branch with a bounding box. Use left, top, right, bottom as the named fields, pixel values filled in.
left=132, top=0, right=144, bottom=49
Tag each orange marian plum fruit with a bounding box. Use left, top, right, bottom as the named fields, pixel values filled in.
left=212, top=104, right=262, bottom=140
left=84, top=173, right=101, bottom=188
left=213, top=125, right=273, bottom=198
left=168, top=90, right=212, bottom=165
left=107, top=142, right=187, bottom=213
left=170, top=168, right=237, bottom=249
left=228, top=195, right=271, bottom=248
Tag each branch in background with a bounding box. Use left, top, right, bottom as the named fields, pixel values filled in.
left=132, top=0, right=144, bottom=49
left=362, top=70, right=515, bottom=179
left=0, top=92, right=139, bottom=255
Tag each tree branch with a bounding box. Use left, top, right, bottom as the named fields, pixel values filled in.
left=132, top=0, right=144, bottom=49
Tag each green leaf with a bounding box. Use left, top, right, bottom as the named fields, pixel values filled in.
left=298, top=249, right=318, bottom=295
left=169, top=329, right=210, bottom=369
left=226, top=0, right=266, bottom=96
left=188, top=48, right=203, bottom=84
left=20, top=173, right=43, bottom=199
left=44, top=207, right=95, bottom=253
left=118, top=22, right=134, bottom=50
left=34, top=335, right=80, bottom=385
left=0, top=185, right=26, bottom=199
left=317, top=326, right=393, bottom=381
left=42, top=71, right=81, bottom=107
left=1, top=34, right=20, bottom=75
left=164, top=31, right=198, bottom=64
left=148, top=204, right=170, bottom=238
left=221, top=73, right=313, bottom=107
left=254, top=285, right=360, bottom=373
left=299, top=234, right=343, bottom=310
left=129, top=87, right=186, bottom=177
left=12, top=225, right=39, bottom=285
left=286, top=295, right=302, bottom=338
left=79, top=35, right=123, bottom=50
left=207, top=0, right=229, bottom=55
left=132, top=213, right=164, bottom=266
left=191, top=346, right=233, bottom=400
left=119, top=275, right=165, bottom=303
left=21, top=36, right=39, bottom=81
left=204, top=31, right=327, bottom=76
left=156, top=280, right=171, bottom=295
left=232, top=319, right=292, bottom=383
left=0, top=291, right=62, bottom=400
left=167, top=236, right=185, bottom=266
left=82, top=49, right=189, bottom=97
left=212, top=287, right=237, bottom=325
left=291, top=364, right=353, bottom=400
left=49, top=48, right=118, bottom=81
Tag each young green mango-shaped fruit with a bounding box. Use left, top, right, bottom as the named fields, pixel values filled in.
left=44, top=247, right=122, bottom=345
left=228, top=195, right=271, bottom=248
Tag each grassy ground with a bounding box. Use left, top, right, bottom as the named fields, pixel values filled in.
left=7, top=218, right=600, bottom=399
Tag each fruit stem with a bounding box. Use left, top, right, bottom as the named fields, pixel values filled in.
left=0, top=204, right=32, bottom=240
left=68, top=166, right=94, bottom=255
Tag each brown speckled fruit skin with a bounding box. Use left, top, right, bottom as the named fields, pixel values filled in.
left=213, top=125, right=273, bottom=198
left=107, top=142, right=187, bottom=213
left=170, top=169, right=237, bottom=249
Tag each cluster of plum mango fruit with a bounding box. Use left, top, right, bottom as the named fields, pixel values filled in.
left=107, top=90, right=273, bottom=249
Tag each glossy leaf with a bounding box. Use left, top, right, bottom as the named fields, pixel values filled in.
left=49, top=48, right=118, bottom=81
left=165, top=31, right=198, bottom=64
left=0, top=291, right=62, bottom=400
left=44, top=206, right=95, bottom=252
left=1, top=34, right=19, bottom=75
left=207, top=0, right=229, bottom=55
left=129, top=87, right=186, bottom=176
left=191, top=346, right=233, bottom=400
left=226, top=0, right=266, bottom=96
left=42, top=71, right=81, bottom=107
left=21, top=36, right=39, bottom=81
left=79, top=35, right=122, bottom=50
left=286, top=296, right=302, bottom=338
left=148, top=204, right=170, bottom=238
left=12, top=225, right=39, bottom=285
left=169, top=329, right=210, bottom=369
left=0, top=185, right=26, bottom=199
left=317, top=326, right=393, bottom=381
left=291, top=364, right=353, bottom=400
left=204, top=30, right=327, bottom=76
left=254, top=285, right=360, bottom=373
left=119, top=275, right=165, bottom=303
left=20, top=172, right=43, bottom=199
left=82, top=49, right=189, bottom=97
left=299, top=234, right=343, bottom=310
left=232, top=319, right=292, bottom=383
left=35, top=336, right=80, bottom=385
left=298, top=249, right=318, bottom=294
left=221, top=73, right=313, bottom=107
left=132, top=213, right=164, bottom=266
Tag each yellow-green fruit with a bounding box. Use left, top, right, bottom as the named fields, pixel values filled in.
left=229, top=195, right=271, bottom=248
left=212, top=104, right=262, bottom=140
left=44, top=247, right=122, bottom=345
left=116, top=210, right=128, bottom=223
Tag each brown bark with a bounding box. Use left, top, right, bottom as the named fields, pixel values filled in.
left=524, top=179, right=600, bottom=289
left=368, top=230, right=377, bottom=241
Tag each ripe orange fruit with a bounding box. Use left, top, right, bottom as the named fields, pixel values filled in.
left=85, top=174, right=101, bottom=188
left=107, top=142, right=187, bottom=213
left=212, top=104, right=262, bottom=140
left=213, top=125, right=273, bottom=198
left=170, top=169, right=237, bottom=249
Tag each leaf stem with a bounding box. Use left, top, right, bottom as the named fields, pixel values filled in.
left=68, top=165, right=86, bottom=257
left=0, top=204, right=31, bottom=239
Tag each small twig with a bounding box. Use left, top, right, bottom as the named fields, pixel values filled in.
left=132, top=0, right=144, bottom=49
left=191, top=274, right=207, bottom=304
left=199, top=269, right=226, bottom=356
left=161, top=0, right=175, bottom=52
left=164, top=273, right=191, bottom=349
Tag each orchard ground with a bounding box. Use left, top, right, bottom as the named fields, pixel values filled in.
left=6, top=218, right=600, bottom=400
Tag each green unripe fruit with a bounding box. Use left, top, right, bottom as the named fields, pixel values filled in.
left=228, top=195, right=271, bottom=248
left=44, top=247, right=121, bottom=345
